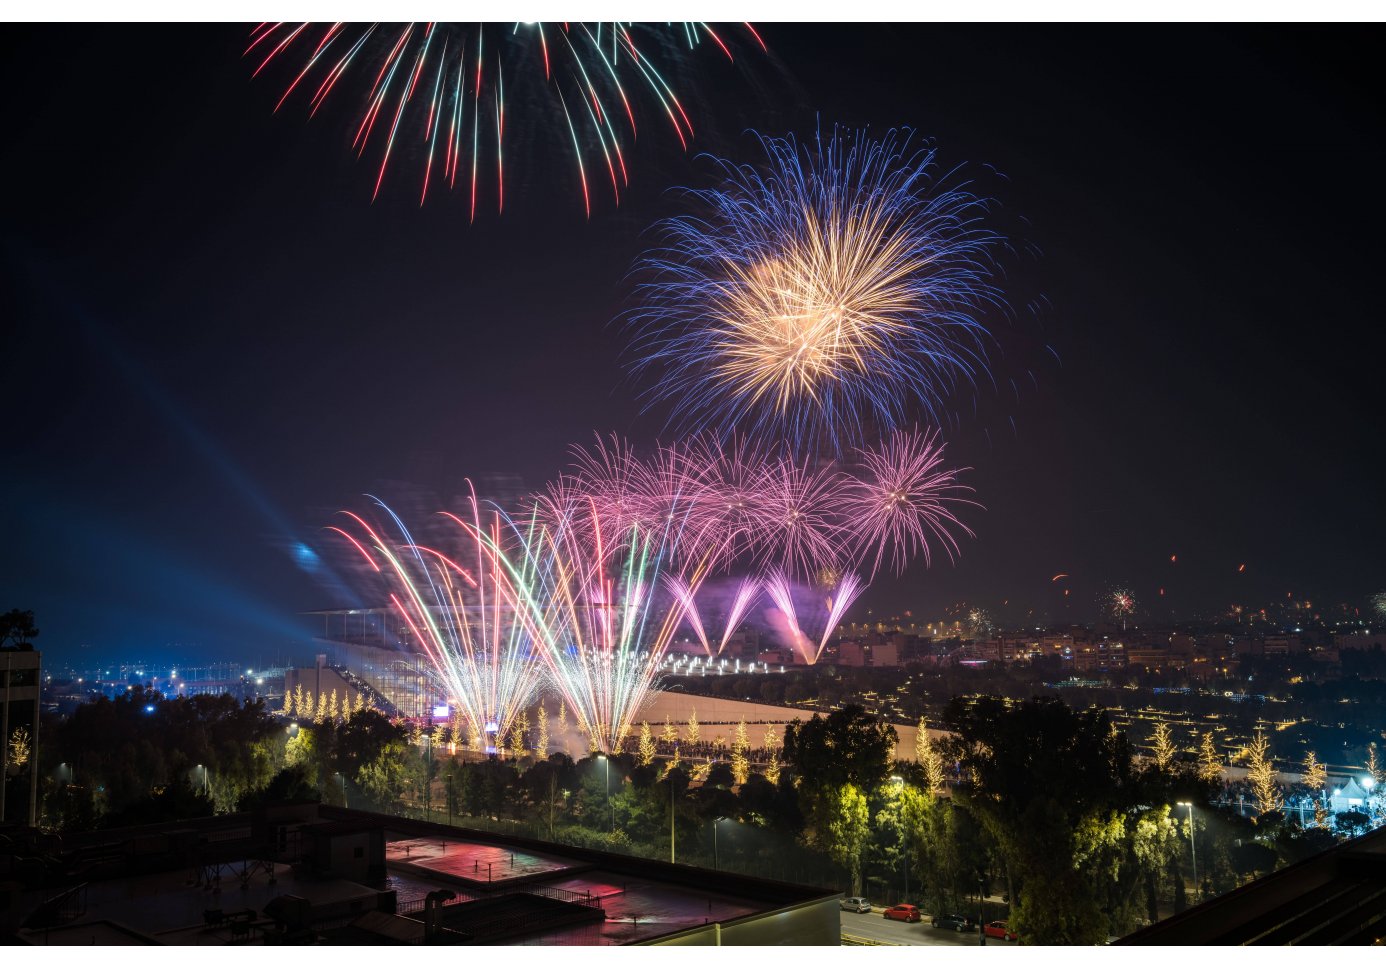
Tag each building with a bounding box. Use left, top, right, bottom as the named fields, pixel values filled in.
left=1, top=644, right=41, bottom=826
left=2, top=801, right=839, bottom=945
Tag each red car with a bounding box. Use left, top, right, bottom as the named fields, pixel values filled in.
left=984, top=920, right=1019, bottom=942
left=882, top=904, right=922, bottom=923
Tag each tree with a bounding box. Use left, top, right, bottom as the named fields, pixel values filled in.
left=637, top=722, right=656, bottom=767
left=327, top=690, right=339, bottom=722
left=731, top=743, right=749, bottom=787
left=0, top=609, right=39, bottom=647
left=916, top=717, right=946, bottom=794
left=280, top=689, right=293, bottom=717
left=508, top=715, right=528, bottom=761
left=535, top=705, right=549, bottom=758
left=764, top=755, right=781, bottom=785
left=1197, top=730, right=1222, bottom=784
left=941, top=696, right=1134, bottom=945
left=762, top=723, right=780, bottom=752
left=313, top=692, right=327, bottom=725
left=8, top=726, right=32, bottom=769
left=1368, top=743, right=1384, bottom=786
left=1302, top=750, right=1326, bottom=794
left=663, top=717, right=678, bottom=745
left=783, top=705, right=897, bottom=793
left=1150, top=721, right=1176, bottom=772
left=823, top=782, right=871, bottom=896
left=353, top=692, right=366, bottom=715
left=293, top=684, right=306, bottom=720
left=685, top=708, right=700, bottom=746
left=1245, top=729, right=1281, bottom=817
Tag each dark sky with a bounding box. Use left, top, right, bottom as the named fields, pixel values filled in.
left=4, top=24, right=1383, bottom=666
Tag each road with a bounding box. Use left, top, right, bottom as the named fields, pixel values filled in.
left=841, top=901, right=1022, bottom=947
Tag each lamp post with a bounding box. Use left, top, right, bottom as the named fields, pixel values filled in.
left=713, top=816, right=727, bottom=871
left=978, top=875, right=987, bottom=946
left=669, top=760, right=677, bottom=864
left=890, top=775, right=908, bottom=903
left=423, top=731, right=432, bottom=818
left=597, top=753, right=612, bottom=832
left=336, top=771, right=346, bottom=807
left=1177, top=801, right=1197, bottom=900
left=197, top=764, right=208, bottom=797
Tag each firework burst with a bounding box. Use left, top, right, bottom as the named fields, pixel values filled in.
left=627, top=126, right=1005, bottom=451
left=1108, top=587, right=1137, bottom=631
left=249, top=22, right=763, bottom=217
left=844, top=428, right=976, bottom=577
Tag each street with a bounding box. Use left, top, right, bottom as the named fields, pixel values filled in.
left=841, top=899, right=1022, bottom=947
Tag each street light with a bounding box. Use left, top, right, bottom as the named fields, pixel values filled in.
left=890, top=776, right=909, bottom=903
left=197, top=764, right=209, bottom=797
left=713, top=816, right=727, bottom=871
left=597, top=753, right=612, bottom=832
left=978, top=875, right=987, bottom=946
left=1177, top=801, right=1197, bottom=900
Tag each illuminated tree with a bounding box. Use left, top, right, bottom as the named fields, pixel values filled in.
left=824, top=782, right=871, bottom=896
left=691, top=761, right=710, bottom=782
left=293, top=683, right=306, bottom=719
left=535, top=705, right=549, bottom=758
left=1245, top=729, right=1281, bottom=817
left=764, top=756, right=781, bottom=785
left=353, top=692, right=366, bottom=715
left=1150, top=721, right=1176, bottom=771
left=557, top=701, right=567, bottom=735
left=312, top=692, right=327, bottom=725
left=340, top=692, right=353, bottom=722
left=729, top=719, right=751, bottom=785
left=1368, top=743, right=1384, bottom=786
left=8, top=727, right=32, bottom=770
left=763, top=723, right=781, bottom=752
left=662, top=717, right=678, bottom=745
left=1197, top=731, right=1222, bottom=784
left=916, top=717, right=947, bottom=795
left=637, top=721, right=656, bottom=767
left=280, top=689, right=293, bottom=717
left=685, top=709, right=700, bottom=746
left=327, top=690, right=339, bottom=722
left=509, top=714, right=528, bottom=760
left=1302, top=750, right=1326, bottom=794
left=469, top=724, right=483, bottom=752
left=667, top=745, right=682, bottom=774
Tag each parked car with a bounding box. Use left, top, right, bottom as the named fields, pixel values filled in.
left=840, top=897, right=872, bottom=913
left=984, top=920, right=1019, bottom=942
left=932, top=913, right=970, bottom=931
left=882, top=904, right=922, bottom=923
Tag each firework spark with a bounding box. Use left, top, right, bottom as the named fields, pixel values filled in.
left=515, top=491, right=702, bottom=753
left=328, top=489, right=546, bottom=747
left=1372, top=591, right=1386, bottom=622
left=249, top=22, right=763, bottom=217
left=628, top=126, right=1005, bottom=451
left=668, top=575, right=761, bottom=658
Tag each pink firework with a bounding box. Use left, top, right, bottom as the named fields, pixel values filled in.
left=845, top=428, right=977, bottom=577
left=753, top=456, right=846, bottom=579
left=764, top=570, right=865, bottom=665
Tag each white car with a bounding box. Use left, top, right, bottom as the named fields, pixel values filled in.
left=840, top=897, right=872, bottom=913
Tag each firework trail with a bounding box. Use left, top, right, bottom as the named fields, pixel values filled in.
left=1372, top=591, right=1386, bottom=622
left=515, top=490, right=705, bottom=753
left=667, top=575, right=761, bottom=658
left=764, top=571, right=865, bottom=664
left=248, top=22, right=764, bottom=217
left=327, top=489, right=545, bottom=747
left=627, top=125, right=1005, bottom=452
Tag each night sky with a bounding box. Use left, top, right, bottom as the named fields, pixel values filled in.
left=4, top=24, right=1383, bottom=665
